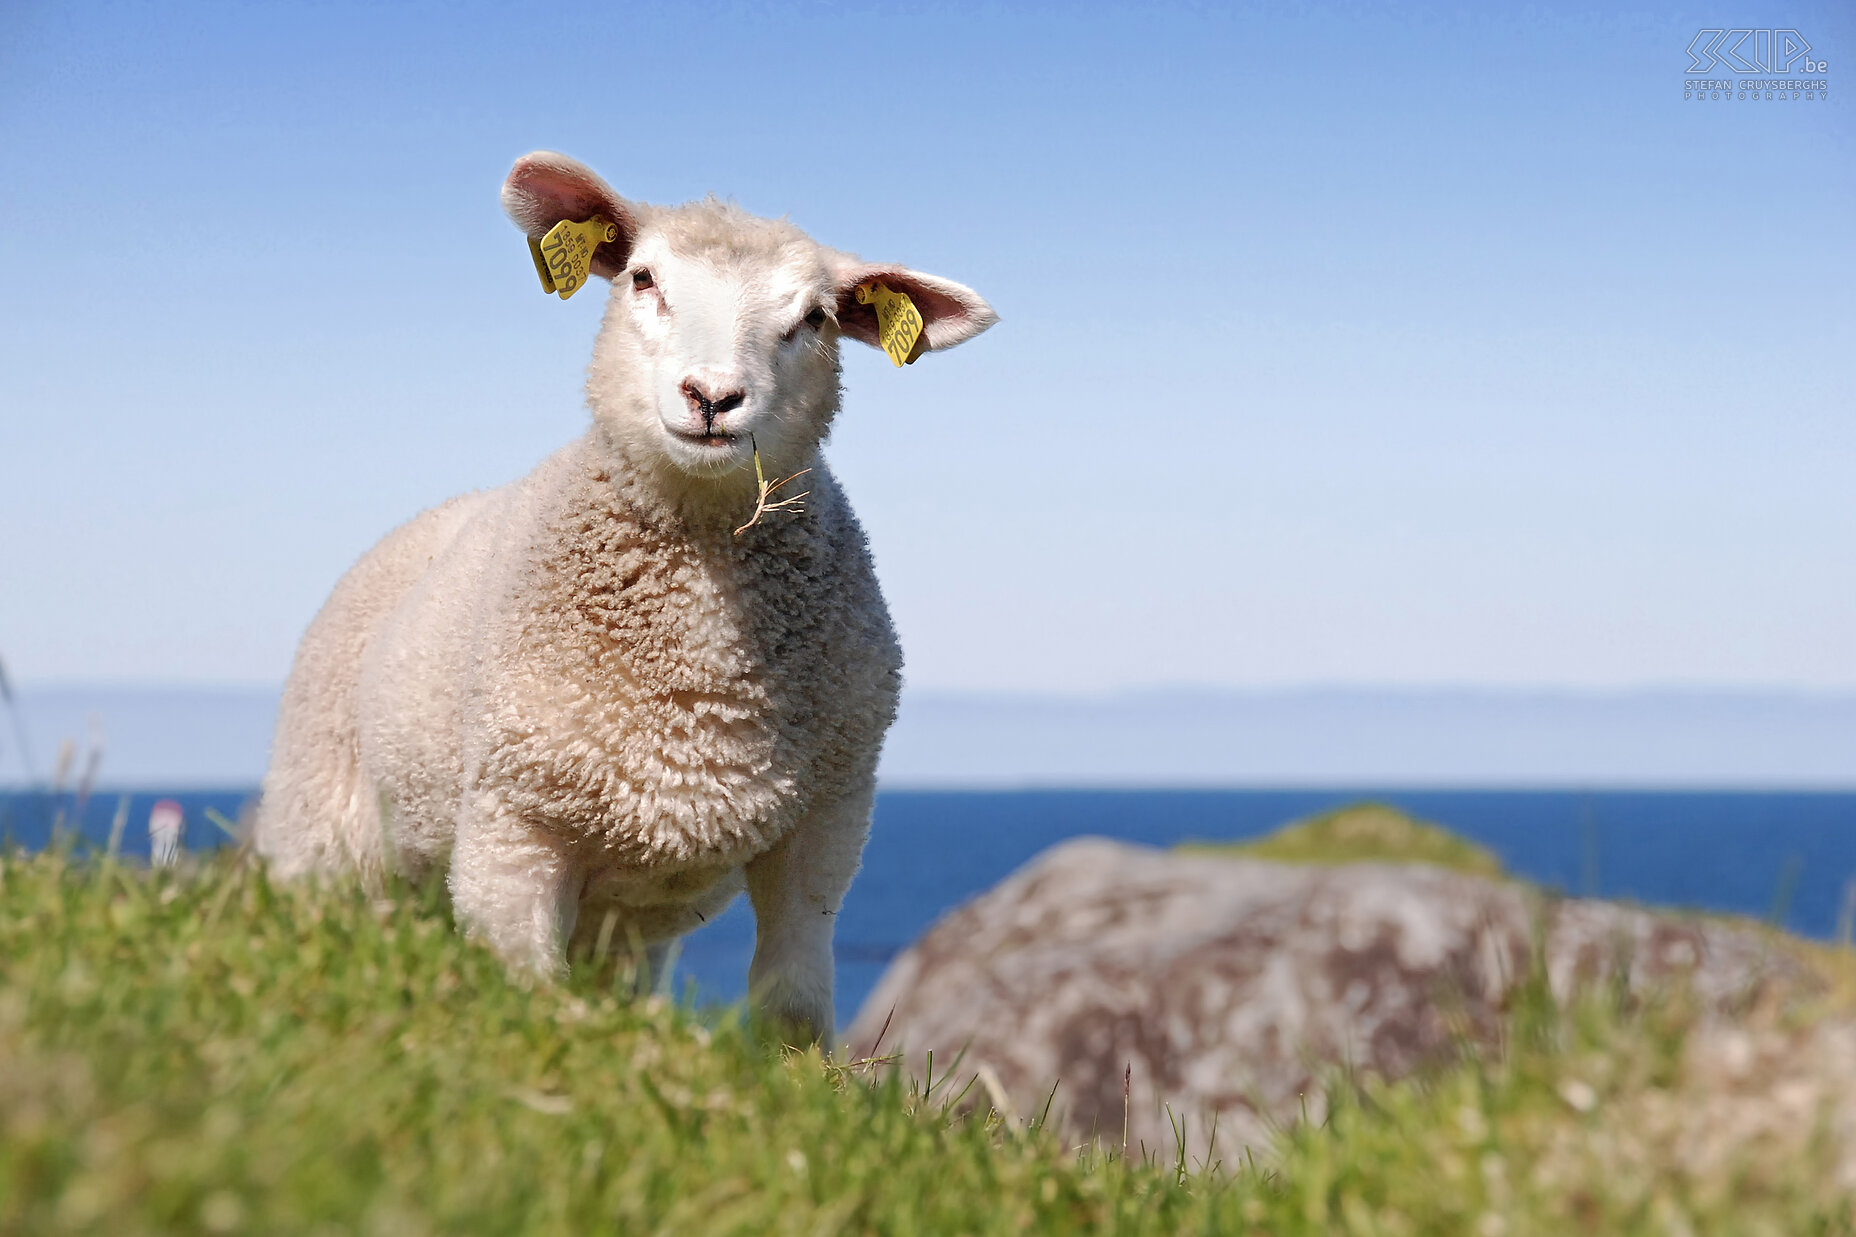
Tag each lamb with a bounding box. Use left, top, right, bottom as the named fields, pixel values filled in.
left=254, top=151, right=996, bottom=1041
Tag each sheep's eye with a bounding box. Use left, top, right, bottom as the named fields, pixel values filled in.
left=804, top=306, right=827, bottom=329
left=632, top=268, right=654, bottom=290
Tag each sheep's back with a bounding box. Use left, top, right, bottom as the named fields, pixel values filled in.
left=257, top=489, right=496, bottom=879
left=354, top=483, right=523, bottom=875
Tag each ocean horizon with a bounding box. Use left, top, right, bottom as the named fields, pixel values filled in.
left=11, top=683, right=1853, bottom=1024
left=5, top=684, right=1855, bottom=790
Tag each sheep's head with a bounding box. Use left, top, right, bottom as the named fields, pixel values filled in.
left=503, top=152, right=996, bottom=490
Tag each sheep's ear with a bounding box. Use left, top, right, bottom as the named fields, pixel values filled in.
left=832, top=263, right=997, bottom=356
left=502, top=151, right=638, bottom=279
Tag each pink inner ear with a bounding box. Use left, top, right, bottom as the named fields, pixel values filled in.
left=834, top=269, right=975, bottom=349
left=504, top=155, right=637, bottom=275
left=882, top=278, right=974, bottom=332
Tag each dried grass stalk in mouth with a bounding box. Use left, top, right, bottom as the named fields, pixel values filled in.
left=734, top=436, right=811, bottom=536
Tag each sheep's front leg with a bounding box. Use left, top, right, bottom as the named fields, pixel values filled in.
left=448, top=793, right=581, bottom=980
left=746, top=785, right=873, bottom=1045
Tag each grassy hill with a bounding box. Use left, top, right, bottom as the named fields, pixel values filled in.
left=1178, top=801, right=1506, bottom=876
left=3, top=845, right=1852, bottom=1234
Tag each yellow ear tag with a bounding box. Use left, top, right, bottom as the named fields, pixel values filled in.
left=528, top=217, right=618, bottom=301
left=854, top=281, right=926, bottom=367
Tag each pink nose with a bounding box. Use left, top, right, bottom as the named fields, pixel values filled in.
left=680, top=377, right=746, bottom=424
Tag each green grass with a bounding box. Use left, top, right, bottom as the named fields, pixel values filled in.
left=2, top=846, right=1851, bottom=1235
left=1178, top=802, right=1505, bottom=877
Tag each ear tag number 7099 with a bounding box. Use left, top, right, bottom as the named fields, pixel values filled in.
left=855, top=281, right=926, bottom=367
left=529, top=217, right=618, bottom=300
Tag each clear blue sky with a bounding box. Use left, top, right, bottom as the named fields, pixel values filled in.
left=2, top=1, right=1850, bottom=692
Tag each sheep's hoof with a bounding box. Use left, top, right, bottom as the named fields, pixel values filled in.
left=754, top=999, right=832, bottom=1050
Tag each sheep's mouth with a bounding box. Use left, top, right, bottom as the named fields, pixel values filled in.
left=669, top=428, right=740, bottom=449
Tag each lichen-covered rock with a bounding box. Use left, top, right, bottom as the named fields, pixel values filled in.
left=844, top=838, right=1819, bottom=1157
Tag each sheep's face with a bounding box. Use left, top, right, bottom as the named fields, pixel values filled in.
left=593, top=218, right=845, bottom=480
left=503, top=153, right=997, bottom=491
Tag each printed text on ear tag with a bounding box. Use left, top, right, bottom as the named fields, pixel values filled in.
left=529, top=217, right=618, bottom=300
left=855, top=281, right=925, bottom=367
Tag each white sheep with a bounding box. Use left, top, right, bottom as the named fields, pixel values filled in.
left=254, top=151, right=995, bottom=1040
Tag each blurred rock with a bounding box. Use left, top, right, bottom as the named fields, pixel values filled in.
left=844, top=836, right=1820, bottom=1158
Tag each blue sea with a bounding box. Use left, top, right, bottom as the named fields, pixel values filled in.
left=7, top=788, right=1855, bottom=1026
